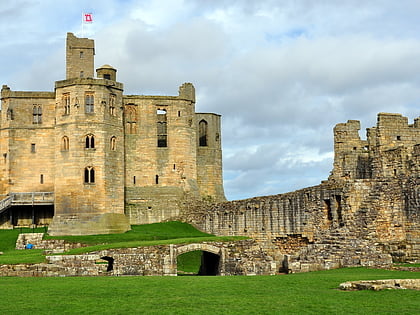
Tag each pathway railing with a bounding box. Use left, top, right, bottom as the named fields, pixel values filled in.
left=0, top=192, right=54, bottom=215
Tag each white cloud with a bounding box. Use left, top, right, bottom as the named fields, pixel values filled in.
left=1, top=0, right=419, bottom=200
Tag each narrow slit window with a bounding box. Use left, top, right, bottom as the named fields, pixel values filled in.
left=62, top=136, right=69, bottom=151
left=7, top=108, right=14, bottom=120
left=324, top=199, right=332, bottom=221
left=155, top=175, right=159, bottom=185
left=157, top=109, right=167, bottom=147
left=40, top=174, right=44, bottom=184
left=335, top=195, right=343, bottom=225
left=110, top=136, right=116, bottom=151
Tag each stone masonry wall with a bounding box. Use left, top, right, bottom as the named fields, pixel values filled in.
left=182, top=113, right=419, bottom=272
left=0, top=240, right=276, bottom=277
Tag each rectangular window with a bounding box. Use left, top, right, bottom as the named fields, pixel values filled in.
left=33, top=105, right=42, bottom=124
left=85, top=93, right=94, bottom=113
left=40, top=174, right=44, bottom=184
left=109, top=94, right=116, bottom=116
left=31, top=143, right=36, bottom=153
left=125, top=105, right=138, bottom=134
left=63, top=93, right=70, bottom=115
left=157, top=109, right=167, bottom=147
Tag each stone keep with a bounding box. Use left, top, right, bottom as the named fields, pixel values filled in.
left=0, top=33, right=225, bottom=235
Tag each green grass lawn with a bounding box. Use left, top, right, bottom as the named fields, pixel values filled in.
left=177, top=250, right=203, bottom=274
left=0, top=267, right=418, bottom=314
left=45, top=221, right=214, bottom=244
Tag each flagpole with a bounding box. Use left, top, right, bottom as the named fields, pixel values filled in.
left=81, top=12, right=84, bottom=37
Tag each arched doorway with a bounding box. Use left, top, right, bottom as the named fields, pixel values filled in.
left=198, top=251, right=220, bottom=275
left=175, top=244, right=222, bottom=276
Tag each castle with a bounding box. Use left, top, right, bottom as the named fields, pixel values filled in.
left=0, top=33, right=225, bottom=235
left=0, top=33, right=418, bottom=274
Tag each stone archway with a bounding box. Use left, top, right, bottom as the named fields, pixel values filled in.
left=174, top=244, right=224, bottom=276
left=198, top=251, right=220, bottom=275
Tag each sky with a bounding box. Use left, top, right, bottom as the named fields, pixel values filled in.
left=0, top=0, right=419, bottom=201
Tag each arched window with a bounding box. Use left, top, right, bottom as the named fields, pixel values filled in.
left=85, top=134, right=95, bottom=149
left=84, top=167, right=95, bottom=183
left=110, top=136, right=116, bottom=151
left=62, top=136, right=69, bottom=151
left=199, top=120, right=208, bottom=146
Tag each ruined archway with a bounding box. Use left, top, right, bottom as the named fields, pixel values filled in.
left=175, top=244, right=223, bottom=276
left=198, top=251, right=220, bottom=275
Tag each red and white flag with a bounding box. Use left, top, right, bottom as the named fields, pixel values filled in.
left=83, top=13, right=93, bottom=23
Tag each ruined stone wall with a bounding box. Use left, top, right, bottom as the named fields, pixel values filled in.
left=0, top=240, right=276, bottom=277
left=184, top=113, right=419, bottom=271
left=330, top=113, right=420, bottom=180
left=186, top=178, right=416, bottom=271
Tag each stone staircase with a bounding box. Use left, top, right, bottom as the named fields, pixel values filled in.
left=0, top=195, right=13, bottom=215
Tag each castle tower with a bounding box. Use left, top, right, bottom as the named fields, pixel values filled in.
left=196, top=112, right=226, bottom=201
left=66, top=32, right=95, bottom=79
left=96, top=65, right=117, bottom=81
left=48, top=33, right=129, bottom=235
